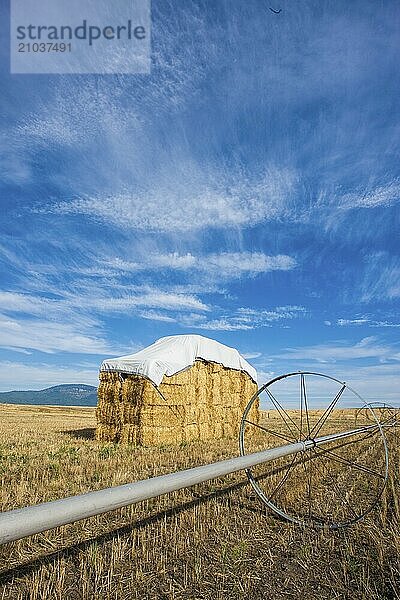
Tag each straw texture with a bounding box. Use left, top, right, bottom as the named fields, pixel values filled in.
left=96, top=359, right=258, bottom=446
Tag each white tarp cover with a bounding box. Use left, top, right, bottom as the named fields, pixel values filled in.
left=100, top=334, right=257, bottom=386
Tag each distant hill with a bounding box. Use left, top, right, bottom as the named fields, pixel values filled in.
left=0, top=384, right=98, bottom=406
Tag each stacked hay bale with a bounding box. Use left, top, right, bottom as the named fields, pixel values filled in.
left=96, top=336, right=259, bottom=446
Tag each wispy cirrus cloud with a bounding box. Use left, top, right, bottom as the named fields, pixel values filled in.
left=0, top=291, right=59, bottom=316
left=0, top=287, right=209, bottom=317
left=359, top=253, right=400, bottom=303
left=110, top=305, right=307, bottom=332
left=337, top=318, right=369, bottom=326
left=195, top=253, right=296, bottom=278
left=339, top=179, right=400, bottom=210
left=0, top=291, right=102, bottom=332
left=348, top=363, right=400, bottom=402
left=102, top=251, right=297, bottom=280
left=337, top=318, right=400, bottom=328
left=138, top=310, right=176, bottom=323
left=0, top=286, right=209, bottom=355
left=0, top=313, right=115, bottom=355
left=241, top=352, right=262, bottom=360
left=236, top=306, right=307, bottom=323
left=176, top=305, right=307, bottom=331
left=47, top=166, right=297, bottom=233
left=192, top=319, right=253, bottom=331
left=2, top=346, right=32, bottom=355
left=74, top=290, right=210, bottom=313
left=275, top=336, right=399, bottom=364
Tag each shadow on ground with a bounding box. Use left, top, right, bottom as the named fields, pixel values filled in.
left=63, top=427, right=96, bottom=440
left=0, top=479, right=267, bottom=586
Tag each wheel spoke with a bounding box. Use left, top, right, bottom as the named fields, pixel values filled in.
left=265, top=388, right=300, bottom=438
left=240, top=371, right=388, bottom=529
left=309, top=384, right=346, bottom=438
left=323, top=426, right=381, bottom=456
left=243, top=419, right=294, bottom=443
left=267, top=455, right=298, bottom=501
left=320, top=427, right=386, bottom=496
left=314, top=446, right=385, bottom=480
left=254, top=450, right=318, bottom=483
left=299, top=376, right=303, bottom=439
left=300, top=373, right=311, bottom=439
left=311, top=451, right=360, bottom=520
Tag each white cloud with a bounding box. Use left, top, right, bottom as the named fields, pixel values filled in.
left=0, top=286, right=209, bottom=317
left=101, top=251, right=296, bottom=280
left=153, top=253, right=197, bottom=269
left=236, top=306, right=307, bottom=323
left=194, top=318, right=254, bottom=331
left=337, top=318, right=370, bottom=326
left=340, top=180, right=400, bottom=209
left=72, top=290, right=210, bottom=313
left=177, top=313, right=208, bottom=327
left=0, top=314, right=116, bottom=355
left=275, top=336, right=398, bottom=363
left=106, top=253, right=197, bottom=272
left=49, top=167, right=297, bottom=233
left=2, top=346, right=32, bottom=355
left=242, top=352, right=262, bottom=359
left=257, top=335, right=400, bottom=402
left=0, top=146, right=32, bottom=185
left=0, top=291, right=65, bottom=317
left=201, top=253, right=296, bottom=278
left=138, top=310, right=176, bottom=322
left=0, top=361, right=98, bottom=391
left=360, top=254, right=400, bottom=302
left=256, top=370, right=276, bottom=385
left=0, top=284, right=211, bottom=354
left=306, top=363, right=400, bottom=403
left=177, top=305, right=307, bottom=331
left=338, top=318, right=400, bottom=328
left=350, top=369, right=400, bottom=402
left=17, top=115, right=80, bottom=147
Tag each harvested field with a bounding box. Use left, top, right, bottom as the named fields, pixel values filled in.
left=0, top=403, right=399, bottom=600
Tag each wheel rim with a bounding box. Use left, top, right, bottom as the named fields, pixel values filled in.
left=239, top=372, right=389, bottom=529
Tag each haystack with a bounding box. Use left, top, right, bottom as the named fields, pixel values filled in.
left=96, top=335, right=259, bottom=446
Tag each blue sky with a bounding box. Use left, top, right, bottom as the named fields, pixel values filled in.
left=0, top=0, right=399, bottom=401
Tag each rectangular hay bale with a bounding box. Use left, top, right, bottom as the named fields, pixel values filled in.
left=96, top=360, right=258, bottom=446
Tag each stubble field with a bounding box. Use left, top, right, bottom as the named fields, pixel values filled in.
left=0, top=403, right=399, bottom=600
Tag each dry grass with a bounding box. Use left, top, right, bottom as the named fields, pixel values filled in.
left=0, top=403, right=399, bottom=600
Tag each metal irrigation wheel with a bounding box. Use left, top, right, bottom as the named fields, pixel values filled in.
left=355, top=402, right=398, bottom=428
left=239, top=372, right=389, bottom=529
